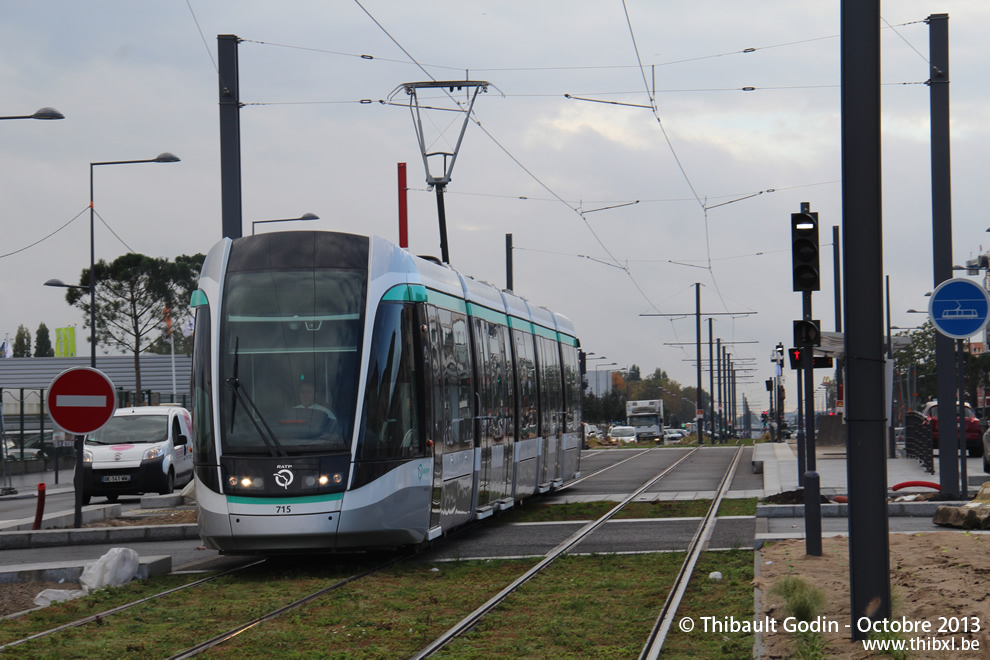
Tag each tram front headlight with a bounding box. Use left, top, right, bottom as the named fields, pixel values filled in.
left=318, top=475, right=329, bottom=486
left=227, top=475, right=264, bottom=489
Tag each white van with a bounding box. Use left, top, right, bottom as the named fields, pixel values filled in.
left=81, top=405, right=194, bottom=505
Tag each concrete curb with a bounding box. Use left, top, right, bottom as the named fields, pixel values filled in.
left=0, top=524, right=200, bottom=549
left=0, top=504, right=122, bottom=532
left=756, top=501, right=966, bottom=518
left=0, top=555, right=173, bottom=585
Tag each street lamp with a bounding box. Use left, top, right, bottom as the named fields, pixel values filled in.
left=85, top=153, right=181, bottom=367
left=0, top=107, right=65, bottom=121
left=251, top=212, right=319, bottom=235
left=595, top=362, right=617, bottom=397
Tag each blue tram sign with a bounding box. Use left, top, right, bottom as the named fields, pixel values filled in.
left=928, top=278, right=990, bottom=339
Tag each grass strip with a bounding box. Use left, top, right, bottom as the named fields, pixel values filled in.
left=658, top=550, right=756, bottom=658
left=0, top=556, right=385, bottom=658
left=495, top=498, right=756, bottom=523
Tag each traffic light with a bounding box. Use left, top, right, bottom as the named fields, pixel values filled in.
left=793, top=319, right=821, bottom=346
left=791, top=211, right=820, bottom=292
left=788, top=348, right=801, bottom=370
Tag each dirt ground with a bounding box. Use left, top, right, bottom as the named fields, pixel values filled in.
left=1, top=510, right=199, bottom=618
left=757, top=532, right=990, bottom=658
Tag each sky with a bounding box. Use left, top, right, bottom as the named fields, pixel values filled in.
left=2, top=1, right=990, bottom=416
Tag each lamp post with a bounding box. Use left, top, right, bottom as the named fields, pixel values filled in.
left=0, top=107, right=64, bottom=121
left=86, top=153, right=180, bottom=367
left=251, top=212, right=319, bottom=235
left=595, top=362, right=617, bottom=398
left=586, top=355, right=606, bottom=395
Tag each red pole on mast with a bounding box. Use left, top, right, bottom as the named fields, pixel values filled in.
left=398, top=162, right=408, bottom=248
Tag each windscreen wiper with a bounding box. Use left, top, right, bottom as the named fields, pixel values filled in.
left=225, top=377, right=287, bottom=458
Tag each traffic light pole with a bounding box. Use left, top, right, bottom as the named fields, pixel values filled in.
left=791, top=202, right=822, bottom=556
left=795, top=365, right=805, bottom=487
left=802, top=289, right=822, bottom=556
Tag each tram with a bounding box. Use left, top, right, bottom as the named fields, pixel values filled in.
left=190, top=231, right=582, bottom=553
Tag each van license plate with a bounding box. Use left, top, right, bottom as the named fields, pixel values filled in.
left=102, top=475, right=130, bottom=483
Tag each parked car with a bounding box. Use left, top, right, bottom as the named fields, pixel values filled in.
left=922, top=400, right=982, bottom=457
left=607, top=425, right=637, bottom=444
left=661, top=428, right=685, bottom=444
left=584, top=424, right=600, bottom=439
left=3, top=436, right=44, bottom=461
left=982, top=427, right=990, bottom=474
left=81, top=405, right=194, bottom=504
left=3, top=432, right=73, bottom=461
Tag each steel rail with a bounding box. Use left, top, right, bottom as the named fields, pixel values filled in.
left=412, top=445, right=701, bottom=659
left=554, top=446, right=657, bottom=490
left=0, top=558, right=267, bottom=651
left=168, top=555, right=405, bottom=659
left=639, top=443, right=746, bottom=659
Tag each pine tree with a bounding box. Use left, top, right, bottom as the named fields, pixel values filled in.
left=34, top=322, right=55, bottom=357
left=12, top=325, right=31, bottom=357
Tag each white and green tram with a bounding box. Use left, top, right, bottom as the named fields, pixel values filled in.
left=190, top=231, right=582, bottom=553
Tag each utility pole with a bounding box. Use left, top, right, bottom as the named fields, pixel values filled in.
left=505, top=234, right=513, bottom=291
left=218, top=34, right=242, bottom=240
left=709, top=319, right=716, bottom=443
left=641, top=285, right=756, bottom=444
left=696, top=284, right=702, bottom=440
left=841, top=0, right=891, bottom=637
left=929, top=13, right=960, bottom=497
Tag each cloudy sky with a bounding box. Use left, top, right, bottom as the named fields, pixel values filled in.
left=2, top=1, right=989, bottom=415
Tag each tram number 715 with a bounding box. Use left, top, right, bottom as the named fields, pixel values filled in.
left=276, top=505, right=292, bottom=514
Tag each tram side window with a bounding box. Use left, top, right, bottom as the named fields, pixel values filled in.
left=427, top=306, right=447, bottom=447
left=474, top=318, right=510, bottom=444
left=191, top=305, right=215, bottom=464
left=357, top=302, right=423, bottom=461
left=450, top=311, right=474, bottom=451
left=512, top=329, right=538, bottom=440
left=560, top=342, right=581, bottom=433
left=489, top=322, right=510, bottom=442
left=536, top=335, right=563, bottom=437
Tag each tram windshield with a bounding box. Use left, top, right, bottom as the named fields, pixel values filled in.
left=218, top=268, right=365, bottom=456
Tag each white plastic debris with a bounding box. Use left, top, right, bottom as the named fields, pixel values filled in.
left=33, top=547, right=141, bottom=608
left=708, top=571, right=723, bottom=581
left=80, top=547, right=140, bottom=592
left=33, top=587, right=87, bottom=607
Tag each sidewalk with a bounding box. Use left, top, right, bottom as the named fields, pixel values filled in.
left=753, top=439, right=987, bottom=497
left=1, top=466, right=76, bottom=499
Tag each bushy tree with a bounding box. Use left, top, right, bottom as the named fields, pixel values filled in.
left=12, top=325, right=31, bottom=357
left=34, top=323, right=54, bottom=357
left=893, top=321, right=936, bottom=406
left=64, top=253, right=204, bottom=394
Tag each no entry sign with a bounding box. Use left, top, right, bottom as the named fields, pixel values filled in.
left=46, top=367, right=116, bottom=435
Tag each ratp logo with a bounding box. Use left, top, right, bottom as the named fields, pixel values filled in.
left=417, top=463, right=430, bottom=481
left=273, top=469, right=294, bottom=489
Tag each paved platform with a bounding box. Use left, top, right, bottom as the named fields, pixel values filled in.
left=753, top=439, right=989, bottom=496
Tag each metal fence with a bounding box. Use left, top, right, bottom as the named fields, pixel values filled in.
left=1, top=386, right=190, bottom=464
left=905, top=410, right=934, bottom=474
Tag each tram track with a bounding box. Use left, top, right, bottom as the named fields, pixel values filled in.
left=0, top=559, right=267, bottom=653
left=410, top=443, right=746, bottom=658
left=0, top=444, right=750, bottom=658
